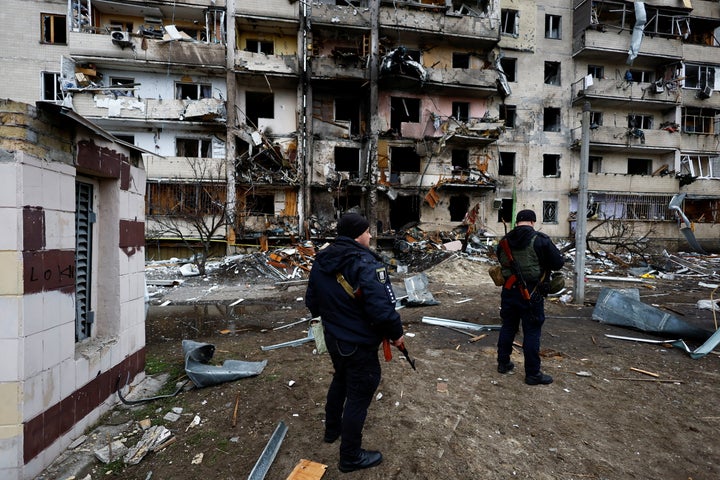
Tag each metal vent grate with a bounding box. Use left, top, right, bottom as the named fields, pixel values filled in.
left=75, top=181, right=95, bottom=341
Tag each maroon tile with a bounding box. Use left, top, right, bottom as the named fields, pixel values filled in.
left=23, top=414, right=44, bottom=463
left=59, top=395, right=75, bottom=434
left=43, top=403, right=62, bottom=446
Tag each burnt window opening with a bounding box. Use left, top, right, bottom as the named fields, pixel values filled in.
left=452, top=149, right=469, bottom=172
left=334, top=147, right=361, bottom=177
left=498, top=152, right=515, bottom=176
left=335, top=98, right=361, bottom=135
left=545, top=14, right=562, bottom=39
left=245, top=194, right=275, bottom=215
left=42, top=13, right=67, bottom=44
left=625, top=69, right=654, bottom=83
left=335, top=194, right=362, bottom=213
left=390, top=97, right=421, bottom=133
left=590, top=111, right=603, bottom=128
left=449, top=195, right=470, bottom=222
left=336, top=0, right=361, bottom=6
left=499, top=104, right=516, bottom=128
left=684, top=63, right=715, bottom=89
left=404, top=49, right=421, bottom=62
left=588, top=65, right=604, bottom=79
left=246, top=92, right=275, bottom=128
left=543, top=201, right=558, bottom=223
left=684, top=198, right=720, bottom=223
left=254, top=145, right=284, bottom=172
left=627, top=158, right=652, bottom=175
left=628, top=114, right=653, bottom=130
left=108, top=20, right=133, bottom=33
left=589, top=156, right=602, bottom=173
left=543, top=107, right=561, bottom=132
left=246, top=39, right=274, bottom=55
left=452, top=102, right=470, bottom=123
left=544, top=61, right=561, bottom=86
left=498, top=198, right=514, bottom=223
left=176, top=26, right=207, bottom=42
left=501, top=9, right=519, bottom=37
left=452, top=53, right=470, bottom=69
left=500, top=58, right=517, bottom=82
left=176, top=138, right=212, bottom=158
left=176, top=82, right=212, bottom=100
left=390, top=146, right=421, bottom=182
left=389, top=195, right=421, bottom=231
left=113, top=134, right=135, bottom=145
left=543, top=154, right=560, bottom=177
left=42, top=72, right=63, bottom=101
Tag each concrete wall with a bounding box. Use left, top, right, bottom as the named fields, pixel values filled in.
left=0, top=101, right=146, bottom=480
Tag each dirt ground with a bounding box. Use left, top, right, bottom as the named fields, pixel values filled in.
left=47, top=253, right=720, bottom=480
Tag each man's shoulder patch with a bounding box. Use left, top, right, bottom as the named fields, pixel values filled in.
left=375, top=267, right=387, bottom=284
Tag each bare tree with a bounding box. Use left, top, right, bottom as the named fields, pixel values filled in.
left=562, top=217, right=656, bottom=263
left=146, top=157, right=228, bottom=275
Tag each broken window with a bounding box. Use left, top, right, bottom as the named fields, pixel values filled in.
left=109, top=76, right=135, bottom=87
left=684, top=63, right=716, bottom=90
left=500, top=58, right=517, bottom=82
left=452, top=53, right=470, bottom=69
left=680, top=155, right=720, bottom=178
left=41, top=72, right=62, bottom=102
left=627, top=158, right=652, bottom=175
left=545, top=14, right=562, bottom=39
left=499, top=104, right=516, bottom=128
left=390, top=146, right=421, bottom=182
left=113, top=134, right=135, bottom=145
left=147, top=182, right=227, bottom=216
left=452, top=149, right=469, bottom=172
left=544, top=62, right=561, bottom=86
left=176, top=138, right=212, bottom=158
left=335, top=98, right=361, bottom=135
left=625, top=69, right=654, bottom=83
left=682, top=107, right=720, bottom=134
left=246, top=194, right=275, bottom=215
left=449, top=195, right=470, bottom=222
left=108, top=20, right=133, bottom=33
left=586, top=192, right=674, bottom=220
left=452, top=102, right=470, bottom=122
left=628, top=114, right=653, bottom=130
left=543, top=108, right=561, bottom=132
left=176, top=82, right=212, bottom=100
left=543, top=154, right=560, bottom=177
left=590, top=111, right=603, bottom=128
left=589, top=156, right=603, bottom=173
left=588, top=65, right=604, bottom=79
left=501, top=9, right=519, bottom=37
left=498, top=198, right=513, bottom=223
left=42, top=13, right=67, bottom=44
left=542, top=201, right=558, bottom=223
left=683, top=197, right=720, bottom=223
left=334, top=147, right=360, bottom=177
left=389, top=195, right=420, bottom=231
left=390, top=97, right=420, bottom=133
left=498, top=152, right=515, bottom=176
left=246, top=39, right=274, bottom=55
left=246, top=92, right=275, bottom=128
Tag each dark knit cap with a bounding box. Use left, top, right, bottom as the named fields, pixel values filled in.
left=516, top=209, right=537, bottom=223
left=337, top=213, right=370, bottom=239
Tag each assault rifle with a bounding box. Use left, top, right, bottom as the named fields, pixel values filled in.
left=498, top=238, right=532, bottom=302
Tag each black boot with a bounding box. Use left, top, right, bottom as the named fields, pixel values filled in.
left=525, top=372, right=553, bottom=385
left=338, top=449, right=383, bottom=473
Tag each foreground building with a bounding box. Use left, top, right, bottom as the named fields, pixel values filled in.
left=0, top=100, right=147, bottom=480
left=5, top=0, right=720, bottom=259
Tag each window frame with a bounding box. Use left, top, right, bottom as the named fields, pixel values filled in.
left=501, top=9, right=519, bottom=37
left=542, top=201, right=559, bottom=224
left=545, top=14, right=562, bottom=40
left=41, top=71, right=63, bottom=102
left=41, top=13, right=67, bottom=44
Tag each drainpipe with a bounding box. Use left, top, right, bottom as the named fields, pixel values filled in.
left=225, top=0, right=237, bottom=254
left=368, top=0, right=380, bottom=242
left=574, top=102, right=590, bottom=304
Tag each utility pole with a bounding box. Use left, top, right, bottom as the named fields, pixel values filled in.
left=574, top=102, right=591, bottom=304
left=225, top=0, right=236, bottom=254
left=298, top=1, right=312, bottom=238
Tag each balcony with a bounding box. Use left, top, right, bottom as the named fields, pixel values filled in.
left=573, top=29, right=682, bottom=65
left=309, top=4, right=373, bottom=30
left=571, top=77, right=681, bottom=109
left=68, top=31, right=225, bottom=73
left=423, top=67, right=499, bottom=97
left=71, top=93, right=226, bottom=124
left=680, top=132, right=720, bottom=152
left=145, top=155, right=227, bottom=181
left=586, top=173, right=679, bottom=194
left=311, top=56, right=368, bottom=81
left=572, top=125, right=681, bottom=154
left=235, top=0, right=298, bottom=22
left=234, top=51, right=298, bottom=76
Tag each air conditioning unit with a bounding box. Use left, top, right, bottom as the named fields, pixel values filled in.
left=697, top=84, right=713, bottom=99
left=492, top=199, right=503, bottom=209
left=111, top=31, right=131, bottom=44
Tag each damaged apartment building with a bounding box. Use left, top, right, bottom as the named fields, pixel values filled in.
left=8, top=0, right=720, bottom=257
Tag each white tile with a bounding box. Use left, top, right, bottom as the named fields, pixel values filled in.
left=0, top=428, right=22, bottom=470
left=42, top=169, right=63, bottom=211
left=22, top=373, right=43, bottom=420
left=0, top=466, right=21, bottom=480
left=42, top=327, right=62, bottom=371
left=0, top=164, right=19, bottom=208
left=0, top=208, right=20, bottom=250
left=59, top=358, right=76, bottom=399
left=23, top=333, right=43, bottom=378
left=20, top=164, right=44, bottom=207
left=58, top=320, right=75, bottom=362
left=21, top=294, right=43, bottom=337
left=0, top=339, right=19, bottom=382
left=42, top=365, right=61, bottom=409
left=0, top=297, right=20, bottom=339
left=43, top=291, right=74, bottom=332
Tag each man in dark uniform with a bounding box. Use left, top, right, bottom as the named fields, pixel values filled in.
left=496, top=209, right=565, bottom=385
left=305, top=212, right=405, bottom=473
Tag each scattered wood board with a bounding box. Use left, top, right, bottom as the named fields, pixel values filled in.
left=286, top=459, right=327, bottom=480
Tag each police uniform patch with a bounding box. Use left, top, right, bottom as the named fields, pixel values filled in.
left=375, top=267, right=387, bottom=283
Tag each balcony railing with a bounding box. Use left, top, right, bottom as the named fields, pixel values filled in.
left=235, top=51, right=298, bottom=76
left=572, top=125, right=681, bottom=152
left=571, top=77, right=681, bottom=108
left=71, top=93, right=225, bottom=123
left=573, top=28, right=682, bottom=62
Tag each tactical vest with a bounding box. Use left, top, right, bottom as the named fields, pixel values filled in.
left=499, top=234, right=542, bottom=283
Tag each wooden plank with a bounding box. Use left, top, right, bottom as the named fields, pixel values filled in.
left=286, top=459, right=327, bottom=480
